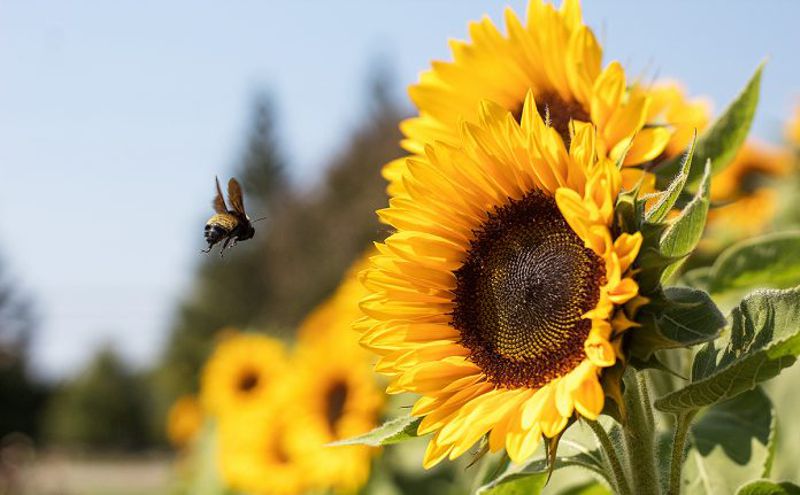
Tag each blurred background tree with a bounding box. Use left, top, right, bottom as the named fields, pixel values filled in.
left=43, top=346, right=148, bottom=451
left=149, top=68, right=406, bottom=441
left=0, top=252, right=46, bottom=442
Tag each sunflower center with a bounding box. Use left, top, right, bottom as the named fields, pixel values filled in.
left=325, top=381, right=349, bottom=434
left=452, top=191, right=606, bottom=389
left=237, top=369, right=260, bottom=392
left=514, top=92, right=590, bottom=145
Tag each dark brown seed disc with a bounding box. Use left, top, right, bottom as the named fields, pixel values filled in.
left=325, top=380, right=349, bottom=433
left=513, top=91, right=591, bottom=145
left=237, top=369, right=260, bottom=392
left=452, top=190, right=605, bottom=389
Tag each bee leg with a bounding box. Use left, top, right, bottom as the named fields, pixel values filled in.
left=219, top=237, right=233, bottom=258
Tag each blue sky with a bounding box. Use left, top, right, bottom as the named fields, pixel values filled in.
left=0, top=1, right=797, bottom=379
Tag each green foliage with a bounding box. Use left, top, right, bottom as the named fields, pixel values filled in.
left=630, top=287, right=725, bottom=359
left=705, top=231, right=800, bottom=298
left=330, top=415, right=422, bottom=447
left=476, top=440, right=608, bottom=495
left=477, top=472, right=548, bottom=495
left=659, top=159, right=712, bottom=282
left=736, top=480, right=800, bottom=495
left=655, top=286, right=800, bottom=414
left=43, top=347, right=149, bottom=450
left=654, top=63, right=763, bottom=191
left=645, top=135, right=696, bottom=224
left=0, top=254, right=48, bottom=441
left=681, top=388, right=776, bottom=494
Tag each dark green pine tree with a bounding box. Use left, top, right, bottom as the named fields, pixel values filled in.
left=0, top=253, right=47, bottom=441
left=151, top=69, right=406, bottom=441
left=259, top=68, right=406, bottom=328
left=150, top=93, right=288, bottom=434
left=43, top=346, right=148, bottom=450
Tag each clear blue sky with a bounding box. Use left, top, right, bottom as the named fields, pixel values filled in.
left=0, top=1, right=797, bottom=379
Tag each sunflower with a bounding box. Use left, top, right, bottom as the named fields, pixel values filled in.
left=218, top=409, right=308, bottom=495
left=705, top=142, right=791, bottom=238
left=288, top=257, right=384, bottom=492
left=358, top=94, right=642, bottom=468
left=200, top=331, right=288, bottom=418
left=166, top=395, right=203, bottom=448
left=384, top=0, right=670, bottom=197
left=641, top=82, right=711, bottom=161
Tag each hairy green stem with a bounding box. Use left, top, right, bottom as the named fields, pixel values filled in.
left=668, top=410, right=697, bottom=495
left=587, top=419, right=632, bottom=495
left=622, top=371, right=660, bottom=494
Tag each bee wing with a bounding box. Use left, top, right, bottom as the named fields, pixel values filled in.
left=227, top=178, right=247, bottom=216
left=213, top=176, right=228, bottom=213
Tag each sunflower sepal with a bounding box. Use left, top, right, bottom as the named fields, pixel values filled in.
left=599, top=360, right=627, bottom=422
left=653, top=63, right=764, bottom=192
left=658, top=159, right=713, bottom=282
left=645, top=133, right=696, bottom=224
left=626, top=286, right=725, bottom=361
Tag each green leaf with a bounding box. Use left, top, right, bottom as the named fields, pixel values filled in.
left=659, top=159, right=711, bottom=281
left=476, top=441, right=607, bottom=495
left=646, top=134, right=696, bottom=223
left=654, top=286, right=800, bottom=414
left=328, top=415, right=422, bottom=447
left=681, top=388, right=776, bottom=494
left=736, top=480, right=800, bottom=495
left=629, top=286, right=725, bottom=360
left=680, top=266, right=712, bottom=290
left=559, top=481, right=612, bottom=495
left=655, top=63, right=763, bottom=191
left=183, top=422, right=235, bottom=495
left=655, top=287, right=725, bottom=346
left=478, top=472, right=548, bottom=495
left=707, top=231, right=800, bottom=298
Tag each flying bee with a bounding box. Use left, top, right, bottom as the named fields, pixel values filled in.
left=203, top=177, right=263, bottom=256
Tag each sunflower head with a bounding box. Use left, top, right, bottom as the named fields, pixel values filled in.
left=200, top=331, right=288, bottom=417
left=384, top=0, right=672, bottom=198
left=218, top=410, right=308, bottom=495
left=287, top=343, right=382, bottom=492
left=642, top=82, right=711, bottom=161
left=705, top=142, right=791, bottom=240
left=289, top=256, right=384, bottom=492
left=359, top=93, right=646, bottom=467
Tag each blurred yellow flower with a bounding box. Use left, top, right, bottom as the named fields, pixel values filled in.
left=218, top=410, right=308, bottom=495
left=706, top=142, right=791, bottom=239
left=642, top=82, right=711, bottom=161
left=200, top=331, right=288, bottom=417
left=384, top=0, right=671, bottom=196
left=787, top=102, right=800, bottom=145
left=289, top=257, right=383, bottom=492
left=359, top=96, right=643, bottom=467
left=166, top=394, right=203, bottom=448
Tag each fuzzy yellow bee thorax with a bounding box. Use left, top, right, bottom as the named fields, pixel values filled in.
left=207, top=213, right=238, bottom=231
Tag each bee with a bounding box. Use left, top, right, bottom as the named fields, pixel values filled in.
left=203, top=177, right=261, bottom=256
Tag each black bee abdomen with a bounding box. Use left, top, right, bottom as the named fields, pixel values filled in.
left=235, top=224, right=255, bottom=242
left=205, top=224, right=228, bottom=244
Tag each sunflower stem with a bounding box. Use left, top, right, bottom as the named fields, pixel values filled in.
left=622, top=370, right=660, bottom=495
left=587, top=419, right=632, bottom=495
left=667, top=410, right=696, bottom=495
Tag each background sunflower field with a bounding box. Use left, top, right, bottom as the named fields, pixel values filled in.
left=1, top=1, right=800, bottom=494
